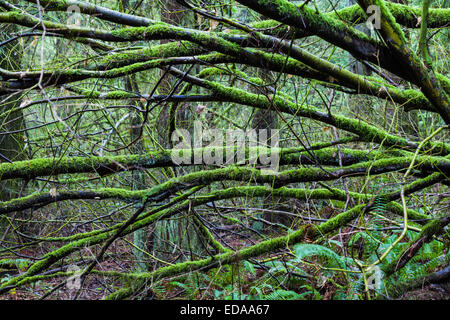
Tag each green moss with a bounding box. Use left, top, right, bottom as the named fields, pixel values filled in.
left=203, top=79, right=450, bottom=153
left=105, top=200, right=370, bottom=299
left=99, top=41, right=200, bottom=68
left=338, top=2, right=450, bottom=29
left=419, top=217, right=447, bottom=238
left=0, top=176, right=433, bottom=296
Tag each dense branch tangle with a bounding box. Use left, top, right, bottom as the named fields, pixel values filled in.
left=0, top=0, right=449, bottom=300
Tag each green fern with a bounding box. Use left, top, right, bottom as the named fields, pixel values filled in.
left=293, top=243, right=352, bottom=269
left=266, top=260, right=309, bottom=278
left=0, top=258, right=32, bottom=270
left=394, top=244, right=449, bottom=283
left=348, top=232, right=379, bottom=261
left=264, top=289, right=311, bottom=300
left=371, top=195, right=388, bottom=215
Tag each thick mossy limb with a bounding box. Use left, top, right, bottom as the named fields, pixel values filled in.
left=357, top=0, right=450, bottom=124
left=1, top=146, right=441, bottom=182
left=1, top=155, right=444, bottom=218
left=198, top=78, right=449, bottom=154
left=107, top=192, right=436, bottom=300
left=13, top=181, right=430, bottom=297
left=235, top=30, right=440, bottom=112
left=96, top=41, right=203, bottom=69
left=336, top=3, right=450, bottom=29
left=3, top=5, right=449, bottom=104
left=29, top=180, right=428, bottom=248
left=252, top=4, right=450, bottom=38
left=8, top=33, right=441, bottom=114
left=10, top=267, right=147, bottom=290
left=21, top=0, right=450, bottom=30
left=0, top=188, right=147, bottom=215
left=235, top=0, right=410, bottom=83
left=1, top=11, right=445, bottom=111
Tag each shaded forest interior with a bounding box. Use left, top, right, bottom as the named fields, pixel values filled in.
left=0, top=0, right=449, bottom=300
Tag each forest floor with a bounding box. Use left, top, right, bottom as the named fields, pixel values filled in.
left=1, top=222, right=449, bottom=300
left=1, top=239, right=449, bottom=300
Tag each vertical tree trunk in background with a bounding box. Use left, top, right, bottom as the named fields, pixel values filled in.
left=348, top=0, right=372, bottom=76
left=390, top=0, right=418, bottom=137
left=0, top=24, right=26, bottom=238
left=121, top=0, right=148, bottom=272
left=251, top=70, right=286, bottom=232
left=0, top=25, right=25, bottom=201
left=153, top=1, right=203, bottom=262
left=377, top=0, right=417, bottom=136
left=157, top=0, right=189, bottom=148
left=126, top=74, right=148, bottom=272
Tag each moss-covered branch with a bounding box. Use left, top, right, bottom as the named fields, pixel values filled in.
left=19, top=0, right=450, bottom=30
left=0, top=146, right=424, bottom=182
left=357, top=0, right=450, bottom=124
left=169, top=68, right=450, bottom=153
left=235, top=0, right=410, bottom=83
left=0, top=168, right=437, bottom=296
left=1, top=7, right=446, bottom=116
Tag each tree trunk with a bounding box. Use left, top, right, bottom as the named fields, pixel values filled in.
left=153, top=1, right=203, bottom=263
left=0, top=24, right=26, bottom=239
left=120, top=0, right=149, bottom=272
left=251, top=70, right=287, bottom=232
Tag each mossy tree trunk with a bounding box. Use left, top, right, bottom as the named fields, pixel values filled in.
left=153, top=0, right=204, bottom=263
left=0, top=24, right=26, bottom=239
left=125, top=73, right=148, bottom=271
left=251, top=69, right=286, bottom=231
left=120, top=0, right=149, bottom=272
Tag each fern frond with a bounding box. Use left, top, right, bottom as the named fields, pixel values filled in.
left=264, top=289, right=311, bottom=300
left=294, top=243, right=350, bottom=269
left=371, top=195, right=389, bottom=215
